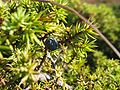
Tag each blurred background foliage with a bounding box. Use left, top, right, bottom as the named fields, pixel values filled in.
left=0, top=0, right=120, bottom=90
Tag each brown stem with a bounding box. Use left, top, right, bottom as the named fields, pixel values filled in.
left=60, top=30, right=85, bottom=44
left=35, top=48, right=47, bottom=71
left=37, top=0, right=120, bottom=58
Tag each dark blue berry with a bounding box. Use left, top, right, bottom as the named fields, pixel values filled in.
left=45, top=37, right=58, bottom=51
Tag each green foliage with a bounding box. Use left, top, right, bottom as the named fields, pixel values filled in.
left=68, top=0, right=120, bottom=58
left=0, top=0, right=96, bottom=89
left=91, top=51, right=120, bottom=90
left=65, top=1, right=120, bottom=89
left=80, top=3, right=120, bottom=42
left=1, top=0, right=120, bottom=90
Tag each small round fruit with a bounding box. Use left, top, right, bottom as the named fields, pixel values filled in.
left=45, top=37, right=58, bottom=51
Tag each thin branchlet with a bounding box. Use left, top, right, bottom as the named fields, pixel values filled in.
left=35, top=48, right=47, bottom=71
left=37, top=0, right=120, bottom=58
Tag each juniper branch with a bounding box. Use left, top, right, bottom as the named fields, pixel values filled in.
left=37, top=0, right=120, bottom=58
